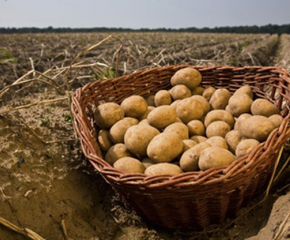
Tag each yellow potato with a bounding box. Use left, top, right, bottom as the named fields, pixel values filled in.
left=235, top=139, right=260, bottom=158
left=139, top=106, right=155, bottom=120
left=234, top=85, right=253, bottom=99
left=176, top=97, right=204, bottom=124
left=97, top=129, right=113, bottom=152
left=206, top=121, right=231, bottom=138
left=204, top=109, right=235, bottom=128
left=170, top=99, right=181, bottom=111
left=154, top=90, right=172, bottom=106
left=202, top=86, right=216, bottom=102
left=191, top=86, right=205, bottom=96
left=190, top=135, right=208, bottom=143
left=170, top=84, right=192, bottom=100
left=141, top=157, right=155, bottom=168
left=251, top=99, right=280, bottom=117
left=145, top=95, right=155, bottom=107
left=228, top=93, right=253, bottom=117
left=209, top=88, right=231, bottom=110
left=191, top=95, right=211, bottom=115
left=269, top=114, right=284, bottom=128
left=105, top=143, right=133, bottom=165
left=94, top=102, right=124, bottom=129
left=234, top=113, right=252, bottom=132
left=109, top=117, right=139, bottom=143
left=164, top=122, right=189, bottom=140
left=198, top=147, right=236, bottom=171
left=225, top=130, right=244, bottom=153
left=182, top=139, right=197, bottom=153
left=179, top=142, right=211, bottom=171
left=147, top=132, right=183, bottom=163
left=124, top=124, right=160, bottom=157
left=240, top=115, right=275, bottom=142
left=121, top=95, right=148, bottom=118
left=170, top=67, right=202, bottom=90
left=113, top=157, right=145, bottom=173
left=145, top=163, right=183, bottom=176
left=206, top=136, right=228, bottom=149
left=147, top=105, right=177, bottom=130
left=187, top=120, right=205, bottom=137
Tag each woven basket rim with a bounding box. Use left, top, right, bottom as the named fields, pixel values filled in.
left=72, top=64, right=290, bottom=189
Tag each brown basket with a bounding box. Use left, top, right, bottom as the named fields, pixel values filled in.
left=71, top=65, right=290, bottom=230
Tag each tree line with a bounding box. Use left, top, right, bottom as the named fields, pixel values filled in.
left=1, top=24, right=290, bottom=34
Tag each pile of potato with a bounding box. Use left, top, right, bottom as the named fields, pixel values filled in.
left=94, top=67, right=283, bottom=176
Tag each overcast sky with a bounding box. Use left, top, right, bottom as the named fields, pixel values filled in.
left=0, top=0, right=289, bottom=29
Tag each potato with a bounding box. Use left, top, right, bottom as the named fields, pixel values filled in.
left=191, top=86, right=205, bottom=95
left=170, top=84, right=192, bottom=100
left=109, top=117, right=139, bottom=143
left=170, top=67, right=202, bottom=90
left=121, top=95, right=148, bottom=118
left=154, top=90, right=172, bottom=106
left=225, top=130, right=244, bottom=153
left=235, top=139, right=260, bottom=158
left=187, top=120, right=205, bottom=137
left=97, top=129, right=113, bottom=152
left=147, top=105, right=177, bottom=130
left=206, top=121, right=231, bottom=138
left=94, top=102, right=124, bottom=129
left=204, top=110, right=235, bottom=128
left=234, top=85, right=253, bottom=99
left=147, top=132, right=183, bottom=163
left=209, top=88, right=231, bottom=110
left=145, top=163, right=183, bottom=176
left=179, top=142, right=211, bottom=171
left=141, top=157, right=155, bottom=168
left=202, top=86, right=216, bottom=102
left=251, top=99, right=280, bottom=117
left=240, top=115, right=275, bottom=142
left=145, top=95, right=155, bottom=107
left=170, top=99, right=181, bottom=111
left=124, top=124, right=160, bottom=157
left=113, top=157, right=145, bottom=173
left=105, top=143, right=133, bottom=165
left=228, top=93, right=253, bottom=117
left=164, top=122, right=189, bottom=140
left=182, top=139, right=197, bottom=153
left=190, top=135, right=208, bottom=143
left=176, top=97, right=204, bottom=124
left=199, top=147, right=236, bottom=171
left=191, top=95, right=211, bottom=115
left=139, top=106, right=155, bottom=120
left=234, top=113, right=252, bottom=132
left=269, top=114, right=283, bottom=128
left=206, top=136, right=228, bottom=149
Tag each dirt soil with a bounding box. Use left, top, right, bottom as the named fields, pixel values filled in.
left=1, top=32, right=290, bottom=240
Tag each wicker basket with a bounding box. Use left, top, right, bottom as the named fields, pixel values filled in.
left=71, top=65, right=290, bottom=230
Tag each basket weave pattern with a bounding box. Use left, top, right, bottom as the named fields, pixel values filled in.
left=71, top=65, right=290, bottom=229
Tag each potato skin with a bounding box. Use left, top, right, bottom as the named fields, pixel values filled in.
left=147, top=132, right=183, bottom=163
left=191, top=95, right=211, bottom=115
left=228, top=93, right=253, bottom=117
left=206, top=136, right=228, bottom=149
left=164, top=122, right=189, bottom=140
left=190, top=135, right=208, bottom=143
left=145, top=163, right=183, bottom=176
left=97, top=129, right=113, bottom=152
left=145, top=95, right=155, bottom=107
left=235, top=139, right=260, bottom=158
left=269, top=114, right=283, bottom=128
left=251, top=99, right=280, bottom=117
left=180, top=142, right=211, bottom=171
left=202, top=86, right=216, bottom=102
left=109, top=117, right=139, bottom=143
left=198, top=147, right=236, bottom=171
left=94, top=102, right=124, bottom=129
left=176, top=98, right=204, bottom=124
left=154, top=90, right=172, bottom=106
left=191, top=86, right=205, bottom=96
left=234, top=113, right=252, bottom=132
left=234, top=85, right=253, bottom=99
left=105, top=143, right=133, bottom=165
left=204, top=110, right=235, bottom=128
left=113, top=157, right=145, bottom=173
left=187, top=120, right=205, bottom=137
left=170, top=67, right=202, bottom=90
left=225, top=130, right=244, bottom=153
left=182, top=139, right=197, bottom=153
left=124, top=124, right=160, bottom=157
left=147, top=105, right=177, bottom=130
left=170, top=84, right=192, bottom=100
left=121, top=95, right=148, bottom=118
left=206, top=121, right=231, bottom=138
left=209, top=88, right=231, bottom=110
left=240, top=115, right=275, bottom=142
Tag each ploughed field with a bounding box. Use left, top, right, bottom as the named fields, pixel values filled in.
left=0, top=32, right=290, bottom=240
